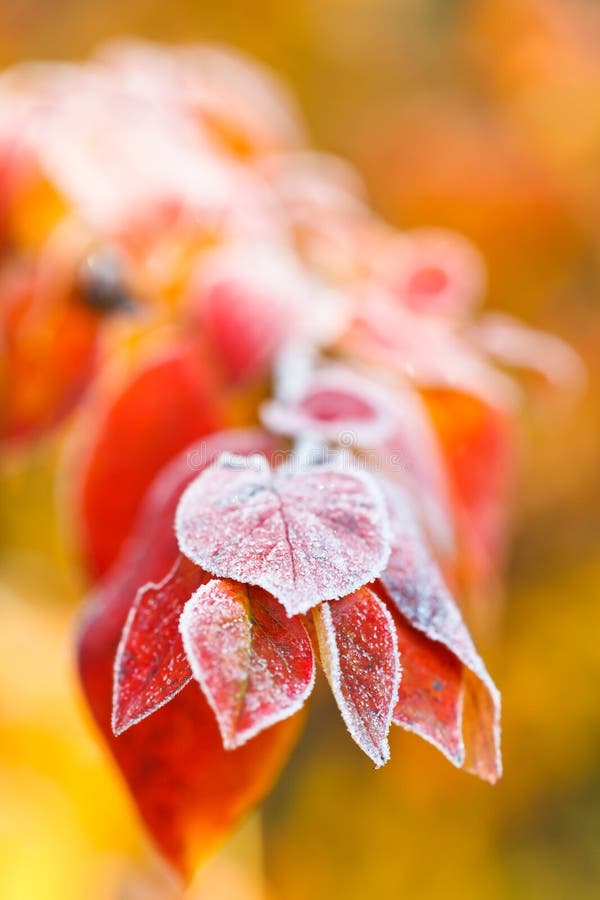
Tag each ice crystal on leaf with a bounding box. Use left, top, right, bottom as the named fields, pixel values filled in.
left=180, top=578, right=315, bottom=748
left=175, top=451, right=391, bottom=615
left=314, top=587, right=401, bottom=768
left=112, top=554, right=208, bottom=735
left=378, top=484, right=501, bottom=782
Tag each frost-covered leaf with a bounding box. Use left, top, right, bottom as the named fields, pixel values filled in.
left=175, top=453, right=390, bottom=615
left=470, top=311, right=585, bottom=392
left=262, top=365, right=455, bottom=556
left=261, top=365, right=395, bottom=445
left=71, top=340, right=223, bottom=579
left=78, top=429, right=296, bottom=876
left=112, top=554, right=209, bottom=736
left=376, top=228, right=486, bottom=317
left=97, top=39, right=305, bottom=157
left=313, top=587, right=400, bottom=767
left=186, top=241, right=343, bottom=384
left=343, top=287, right=516, bottom=409
left=180, top=578, right=315, bottom=748
left=382, top=385, right=455, bottom=557
left=189, top=263, right=293, bottom=384
left=378, top=485, right=501, bottom=782
left=392, top=612, right=464, bottom=766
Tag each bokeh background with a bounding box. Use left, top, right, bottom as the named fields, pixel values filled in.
left=1, top=1, right=599, bottom=897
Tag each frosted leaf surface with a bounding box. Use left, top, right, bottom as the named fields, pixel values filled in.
left=175, top=452, right=391, bottom=615
left=262, top=365, right=454, bottom=556
left=381, top=382, right=455, bottom=556
left=112, top=554, right=208, bottom=735
left=179, top=578, right=314, bottom=748
left=313, top=587, right=401, bottom=768
left=261, top=365, right=395, bottom=446
left=392, top=611, right=464, bottom=766
left=378, top=484, right=502, bottom=782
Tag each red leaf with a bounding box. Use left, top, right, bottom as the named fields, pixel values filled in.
left=79, top=583, right=300, bottom=878
left=424, top=389, right=515, bottom=594
left=78, top=429, right=296, bottom=876
left=186, top=243, right=301, bottom=385
left=185, top=241, right=343, bottom=384
left=112, top=554, right=209, bottom=735
left=392, top=612, right=464, bottom=766
left=72, top=340, right=224, bottom=579
left=381, top=386, right=455, bottom=557
left=377, top=485, right=501, bottom=782
left=1, top=259, right=99, bottom=444
left=180, top=578, right=315, bottom=748
left=175, top=453, right=390, bottom=614
left=191, top=272, right=292, bottom=385
left=313, top=587, right=400, bottom=767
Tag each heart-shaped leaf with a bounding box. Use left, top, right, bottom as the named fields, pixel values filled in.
left=377, top=484, right=501, bottom=782
left=313, top=587, right=401, bottom=768
left=175, top=453, right=390, bottom=614
left=180, top=578, right=315, bottom=748
left=112, top=553, right=208, bottom=735
left=262, top=365, right=455, bottom=557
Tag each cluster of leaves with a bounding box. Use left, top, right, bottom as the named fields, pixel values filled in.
left=0, top=40, right=582, bottom=878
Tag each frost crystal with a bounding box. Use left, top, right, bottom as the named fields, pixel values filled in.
left=179, top=578, right=315, bottom=748
left=175, top=452, right=391, bottom=615
left=314, top=587, right=401, bottom=768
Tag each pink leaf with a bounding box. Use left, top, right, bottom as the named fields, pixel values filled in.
left=381, top=386, right=455, bottom=557
left=112, top=554, right=209, bottom=735
left=175, top=453, right=390, bottom=615
left=376, top=228, right=486, bottom=317
left=469, top=311, right=585, bottom=392
left=186, top=241, right=343, bottom=384
left=313, top=588, right=400, bottom=767
left=378, top=485, right=501, bottom=782
left=261, top=365, right=395, bottom=446
left=180, top=578, right=315, bottom=748
left=262, top=365, right=455, bottom=556
left=343, top=286, right=516, bottom=409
